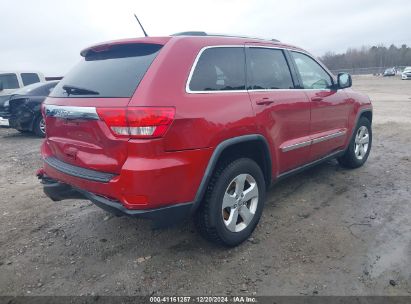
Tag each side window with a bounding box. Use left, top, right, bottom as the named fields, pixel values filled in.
left=21, top=73, right=40, bottom=86
left=0, top=73, right=19, bottom=89
left=291, top=52, right=333, bottom=89
left=248, top=48, right=294, bottom=90
left=189, top=47, right=246, bottom=91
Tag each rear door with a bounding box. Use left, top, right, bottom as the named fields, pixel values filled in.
left=246, top=46, right=311, bottom=174
left=44, top=43, right=163, bottom=174
left=290, top=51, right=350, bottom=161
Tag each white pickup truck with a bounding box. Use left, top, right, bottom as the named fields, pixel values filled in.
left=0, top=71, right=45, bottom=126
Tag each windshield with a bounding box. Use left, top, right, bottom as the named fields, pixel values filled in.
left=50, top=43, right=162, bottom=98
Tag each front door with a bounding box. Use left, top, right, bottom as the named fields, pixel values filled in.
left=290, top=51, right=351, bottom=161
left=246, top=46, right=311, bottom=175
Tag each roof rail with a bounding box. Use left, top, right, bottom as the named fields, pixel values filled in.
left=172, top=31, right=208, bottom=36
left=171, top=31, right=280, bottom=42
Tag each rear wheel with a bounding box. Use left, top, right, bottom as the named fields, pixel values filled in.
left=338, top=116, right=372, bottom=168
left=33, top=116, right=46, bottom=138
left=195, top=158, right=265, bottom=246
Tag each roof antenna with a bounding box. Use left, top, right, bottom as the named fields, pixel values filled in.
left=134, top=14, right=148, bottom=37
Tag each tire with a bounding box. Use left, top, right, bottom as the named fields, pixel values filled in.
left=33, top=115, right=46, bottom=138
left=195, top=158, right=266, bottom=246
left=338, top=116, right=372, bottom=168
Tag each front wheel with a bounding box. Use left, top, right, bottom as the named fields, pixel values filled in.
left=195, top=158, right=266, bottom=246
left=338, top=116, right=372, bottom=168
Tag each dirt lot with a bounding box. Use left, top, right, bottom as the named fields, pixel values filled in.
left=0, top=75, right=410, bottom=296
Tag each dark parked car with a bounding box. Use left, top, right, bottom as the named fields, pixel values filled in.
left=6, top=81, right=58, bottom=137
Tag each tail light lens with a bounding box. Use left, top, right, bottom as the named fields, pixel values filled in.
left=96, top=107, right=175, bottom=139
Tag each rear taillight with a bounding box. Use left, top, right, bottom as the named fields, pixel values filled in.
left=96, top=107, right=175, bottom=139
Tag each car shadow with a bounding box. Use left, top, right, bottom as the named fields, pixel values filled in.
left=0, top=127, right=41, bottom=140
left=54, top=158, right=345, bottom=255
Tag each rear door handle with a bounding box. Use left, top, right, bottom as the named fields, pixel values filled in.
left=256, top=98, right=275, bottom=105
left=311, top=96, right=323, bottom=102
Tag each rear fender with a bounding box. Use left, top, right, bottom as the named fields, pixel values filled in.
left=190, top=134, right=272, bottom=213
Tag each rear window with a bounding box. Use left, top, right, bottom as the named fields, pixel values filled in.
left=189, top=47, right=246, bottom=91
left=51, top=43, right=162, bottom=98
left=0, top=73, right=19, bottom=89
left=21, top=73, right=40, bottom=86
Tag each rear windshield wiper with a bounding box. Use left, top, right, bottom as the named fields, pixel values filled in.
left=62, top=85, right=99, bottom=96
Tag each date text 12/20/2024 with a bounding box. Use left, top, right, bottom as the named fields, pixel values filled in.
left=149, top=296, right=257, bottom=303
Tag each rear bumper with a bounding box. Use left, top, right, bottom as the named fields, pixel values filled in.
left=41, top=139, right=211, bottom=210
left=40, top=175, right=193, bottom=225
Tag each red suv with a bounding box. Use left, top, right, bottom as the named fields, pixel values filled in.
left=38, top=33, right=372, bottom=246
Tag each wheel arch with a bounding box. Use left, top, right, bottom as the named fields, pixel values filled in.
left=360, top=110, right=372, bottom=123
left=347, top=107, right=373, bottom=147
left=191, top=134, right=272, bottom=213
left=30, top=113, right=41, bottom=132
left=30, top=113, right=42, bottom=132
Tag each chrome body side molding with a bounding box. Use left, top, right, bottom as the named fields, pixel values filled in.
left=281, top=130, right=346, bottom=152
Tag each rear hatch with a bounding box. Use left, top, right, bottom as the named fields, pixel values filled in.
left=44, top=43, right=163, bottom=174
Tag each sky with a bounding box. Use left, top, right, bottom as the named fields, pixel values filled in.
left=1, top=0, right=411, bottom=76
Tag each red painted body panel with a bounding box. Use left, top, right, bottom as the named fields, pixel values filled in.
left=41, top=137, right=212, bottom=209
left=248, top=90, right=311, bottom=175
left=40, top=35, right=372, bottom=211
left=305, top=89, right=352, bottom=160
left=44, top=97, right=130, bottom=173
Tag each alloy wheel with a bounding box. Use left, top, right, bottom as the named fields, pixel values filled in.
left=39, top=118, right=46, bottom=134
left=222, top=173, right=259, bottom=232
left=354, top=126, right=369, bottom=160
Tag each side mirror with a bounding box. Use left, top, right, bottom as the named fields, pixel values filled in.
left=0, top=81, right=3, bottom=91
left=337, top=73, right=352, bottom=89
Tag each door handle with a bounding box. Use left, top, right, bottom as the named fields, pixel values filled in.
left=256, top=98, right=275, bottom=105
left=311, top=96, right=323, bottom=102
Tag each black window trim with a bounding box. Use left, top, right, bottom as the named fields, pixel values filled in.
left=186, top=45, right=248, bottom=94
left=186, top=45, right=335, bottom=94
left=245, top=46, right=298, bottom=91
left=288, top=50, right=336, bottom=90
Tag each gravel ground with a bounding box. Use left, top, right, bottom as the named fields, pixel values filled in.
left=0, top=75, right=410, bottom=296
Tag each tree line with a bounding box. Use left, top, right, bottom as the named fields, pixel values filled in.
left=320, top=44, right=411, bottom=70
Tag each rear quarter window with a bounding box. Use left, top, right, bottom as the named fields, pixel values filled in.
left=188, top=47, right=246, bottom=92
left=50, top=43, right=162, bottom=98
